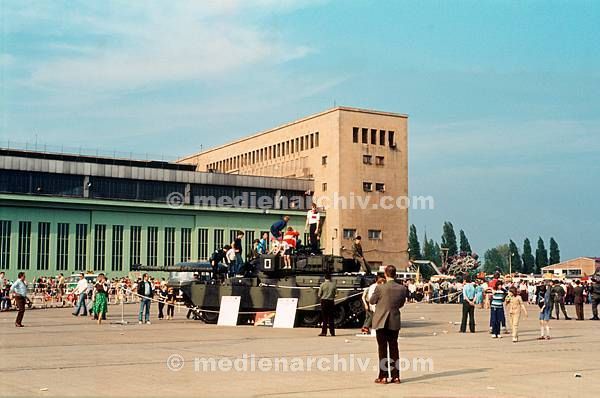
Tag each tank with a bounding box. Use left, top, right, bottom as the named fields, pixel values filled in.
left=132, top=253, right=376, bottom=328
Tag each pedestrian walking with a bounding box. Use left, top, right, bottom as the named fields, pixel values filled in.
left=10, top=272, right=28, bottom=327
left=490, top=281, right=507, bottom=339
left=93, top=274, right=109, bottom=325
left=506, top=286, right=528, bottom=342
left=157, top=284, right=167, bottom=320
left=167, top=288, right=176, bottom=320
left=72, top=273, right=89, bottom=317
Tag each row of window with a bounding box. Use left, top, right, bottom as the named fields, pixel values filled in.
left=0, top=221, right=295, bottom=272
left=353, top=127, right=396, bottom=148
left=0, top=171, right=308, bottom=209
left=207, top=132, right=320, bottom=173
left=362, top=155, right=385, bottom=166
left=342, top=229, right=382, bottom=240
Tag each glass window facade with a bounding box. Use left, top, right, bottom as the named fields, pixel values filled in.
left=130, top=226, right=142, bottom=267
left=56, top=223, right=69, bottom=271
left=198, top=228, right=209, bottom=261
left=37, top=222, right=50, bottom=270
left=17, top=221, right=31, bottom=270
left=0, top=221, right=11, bottom=269
left=94, top=224, right=106, bottom=271
left=164, top=227, right=175, bottom=266
left=112, top=225, right=124, bottom=272
left=147, top=227, right=158, bottom=267
left=75, top=224, right=87, bottom=271
left=180, top=228, right=191, bottom=263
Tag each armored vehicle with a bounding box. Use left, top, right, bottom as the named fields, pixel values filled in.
left=133, top=253, right=376, bottom=328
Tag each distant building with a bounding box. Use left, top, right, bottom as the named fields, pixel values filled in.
left=542, top=257, right=600, bottom=278
left=179, top=107, right=409, bottom=268
left=0, top=148, right=310, bottom=280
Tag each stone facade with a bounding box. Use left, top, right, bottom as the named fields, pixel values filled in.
left=179, top=107, right=409, bottom=268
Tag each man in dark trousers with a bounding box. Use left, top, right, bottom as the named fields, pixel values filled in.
left=550, top=280, right=571, bottom=320
left=10, top=272, right=28, bottom=327
left=460, top=275, right=476, bottom=333
left=318, top=272, right=337, bottom=337
left=573, top=280, right=585, bottom=321
left=370, top=265, right=409, bottom=385
left=137, top=273, right=154, bottom=325
left=305, top=203, right=321, bottom=253
left=352, top=236, right=372, bottom=275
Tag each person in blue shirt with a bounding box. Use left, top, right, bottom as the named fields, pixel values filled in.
left=270, top=216, right=290, bottom=240
left=460, top=275, right=476, bottom=333
left=9, top=272, right=28, bottom=327
left=257, top=232, right=269, bottom=255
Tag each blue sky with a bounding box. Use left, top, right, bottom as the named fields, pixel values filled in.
left=1, top=0, right=598, bottom=259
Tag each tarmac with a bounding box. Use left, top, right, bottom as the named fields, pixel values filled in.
left=1, top=301, right=598, bottom=398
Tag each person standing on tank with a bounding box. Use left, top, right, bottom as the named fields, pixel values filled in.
left=233, top=231, right=245, bottom=277
left=305, top=203, right=321, bottom=253
left=318, top=273, right=337, bottom=337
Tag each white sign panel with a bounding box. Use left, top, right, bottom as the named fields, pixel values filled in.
left=273, top=298, right=298, bottom=329
left=217, top=296, right=241, bottom=327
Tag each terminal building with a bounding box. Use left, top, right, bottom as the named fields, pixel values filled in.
left=0, top=148, right=310, bottom=280
left=179, top=106, right=409, bottom=268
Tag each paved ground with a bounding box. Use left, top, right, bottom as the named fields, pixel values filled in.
left=1, top=302, right=597, bottom=398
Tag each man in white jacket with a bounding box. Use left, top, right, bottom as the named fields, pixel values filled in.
left=72, top=273, right=89, bottom=317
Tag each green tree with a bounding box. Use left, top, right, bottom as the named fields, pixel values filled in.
left=408, top=224, right=421, bottom=260
left=535, top=237, right=548, bottom=274
left=459, top=230, right=472, bottom=254
left=549, top=237, right=560, bottom=265
left=422, top=233, right=434, bottom=261
left=508, top=240, right=522, bottom=273
left=441, top=222, right=458, bottom=257
left=484, top=244, right=509, bottom=274
left=522, top=238, right=535, bottom=274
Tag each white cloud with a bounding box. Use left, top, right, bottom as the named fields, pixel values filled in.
left=11, top=1, right=316, bottom=91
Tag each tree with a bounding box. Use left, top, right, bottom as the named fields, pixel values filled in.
left=432, top=242, right=443, bottom=268
left=535, top=237, right=548, bottom=274
left=422, top=233, right=434, bottom=262
left=441, top=222, right=458, bottom=257
left=522, top=238, right=535, bottom=274
left=408, top=225, right=421, bottom=260
left=483, top=244, right=509, bottom=274
left=459, top=230, right=472, bottom=254
left=508, top=240, right=522, bottom=273
left=549, top=237, right=560, bottom=265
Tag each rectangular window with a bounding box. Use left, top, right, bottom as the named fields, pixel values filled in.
left=56, top=223, right=69, bottom=271
left=315, top=132, right=319, bottom=147
left=245, top=230, right=255, bottom=258
left=322, top=183, right=328, bottom=192
left=310, top=134, right=314, bottom=149
left=111, top=225, right=124, bottom=272
left=130, top=226, right=141, bottom=267
left=93, top=224, right=106, bottom=271
left=198, top=228, right=209, bottom=261
left=213, top=229, right=224, bottom=251
left=181, top=228, right=191, bottom=262
left=17, top=221, right=31, bottom=270
left=371, top=129, right=377, bottom=145
left=322, top=156, right=328, bottom=165
left=380, top=130, right=386, bottom=145
left=376, top=156, right=385, bottom=166
left=363, top=155, right=372, bottom=165
left=75, top=224, right=87, bottom=271
left=0, top=221, right=11, bottom=269
left=164, top=227, right=175, bottom=266
left=363, top=182, right=373, bottom=192
left=353, top=127, right=359, bottom=143
left=368, top=230, right=382, bottom=240
left=37, top=222, right=50, bottom=270
left=343, top=229, right=357, bottom=240
left=362, top=128, right=368, bottom=144
left=229, top=230, right=239, bottom=246
left=376, top=183, right=386, bottom=192
left=388, top=131, right=395, bottom=147
left=147, top=226, right=158, bottom=267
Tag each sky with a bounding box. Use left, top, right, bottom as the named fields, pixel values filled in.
left=1, top=0, right=599, bottom=259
